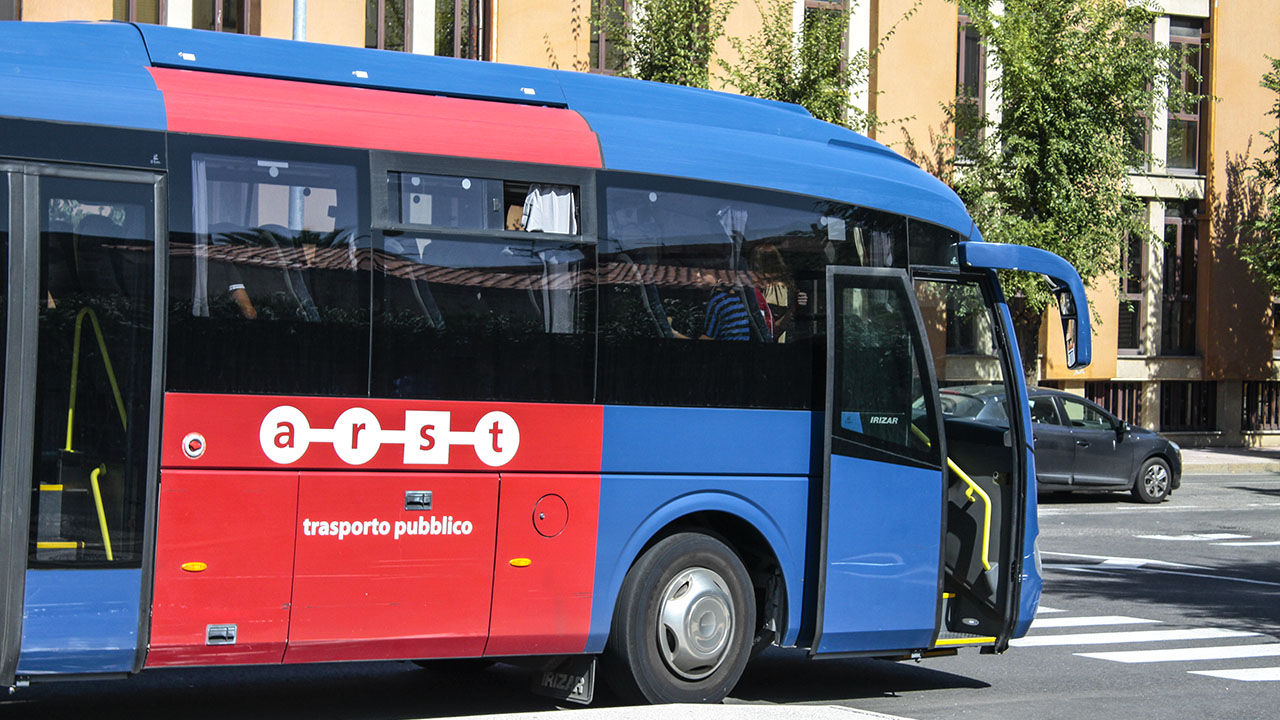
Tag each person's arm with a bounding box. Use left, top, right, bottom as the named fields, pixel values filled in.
left=229, top=283, right=257, bottom=319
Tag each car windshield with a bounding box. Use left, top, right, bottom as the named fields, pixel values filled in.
left=939, top=392, right=986, bottom=418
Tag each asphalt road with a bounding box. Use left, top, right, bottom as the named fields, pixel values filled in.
left=4, top=472, right=1277, bottom=720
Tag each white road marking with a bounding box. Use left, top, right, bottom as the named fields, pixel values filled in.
left=1035, top=606, right=1064, bottom=614
left=1078, top=643, right=1280, bottom=664
left=1134, top=533, right=1250, bottom=541
left=1038, top=506, right=1207, bottom=516
left=1215, top=540, right=1280, bottom=547
left=1030, top=616, right=1158, bottom=630
left=1010, top=628, right=1258, bottom=648
left=1189, top=667, right=1280, bottom=681
left=1040, top=551, right=1205, bottom=569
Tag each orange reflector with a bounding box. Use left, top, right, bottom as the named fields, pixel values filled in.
left=509, top=558, right=532, bottom=568
left=181, top=562, right=208, bottom=572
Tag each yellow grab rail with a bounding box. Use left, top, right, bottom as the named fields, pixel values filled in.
left=65, top=306, right=127, bottom=452
left=89, top=465, right=114, bottom=562
left=910, top=423, right=993, bottom=572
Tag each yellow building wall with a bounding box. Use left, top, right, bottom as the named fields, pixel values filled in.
left=492, top=0, right=590, bottom=71
left=1201, top=0, right=1280, bottom=381
left=1042, top=276, right=1120, bottom=382
left=22, top=0, right=113, bottom=22
left=258, top=0, right=363, bottom=47
left=868, top=0, right=956, bottom=155
left=711, top=0, right=766, bottom=92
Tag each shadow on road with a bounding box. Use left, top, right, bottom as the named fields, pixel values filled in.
left=731, top=647, right=988, bottom=703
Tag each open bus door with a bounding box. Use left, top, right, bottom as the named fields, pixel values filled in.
left=0, top=163, right=164, bottom=683
left=811, top=267, right=949, bottom=656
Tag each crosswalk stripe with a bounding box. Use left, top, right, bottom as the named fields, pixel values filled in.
left=1215, top=540, right=1280, bottom=547
left=1031, top=616, right=1157, bottom=630
left=1078, top=643, right=1280, bottom=663
left=1035, top=606, right=1065, bottom=614
left=1189, top=667, right=1280, bottom=681
left=1010, top=628, right=1258, bottom=648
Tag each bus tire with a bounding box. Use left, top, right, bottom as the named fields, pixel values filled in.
left=603, top=532, right=755, bottom=704
left=1132, top=457, right=1172, bottom=503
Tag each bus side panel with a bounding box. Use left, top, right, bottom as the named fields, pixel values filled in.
left=284, top=472, right=499, bottom=663
left=147, top=471, right=299, bottom=667
left=485, top=473, right=601, bottom=656
left=17, top=569, right=141, bottom=674
left=588, top=406, right=813, bottom=653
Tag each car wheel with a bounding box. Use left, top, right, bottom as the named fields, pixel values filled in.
left=602, top=532, right=755, bottom=704
left=1132, top=457, right=1172, bottom=503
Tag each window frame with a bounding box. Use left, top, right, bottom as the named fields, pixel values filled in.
left=113, top=0, right=166, bottom=24
left=438, top=0, right=491, bottom=61
left=955, top=9, right=986, bottom=157
left=367, top=0, right=412, bottom=52
left=1160, top=203, right=1197, bottom=356
left=1166, top=17, right=1203, bottom=174
left=589, top=0, right=628, bottom=75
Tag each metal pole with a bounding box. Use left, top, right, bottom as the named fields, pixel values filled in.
left=293, top=0, right=307, bottom=41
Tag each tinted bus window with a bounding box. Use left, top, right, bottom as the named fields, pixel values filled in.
left=909, top=218, right=962, bottom=267
left=388, top=171, right=580, bottom=235
left=167, top=147, right=370, bottom=396
left=32, top=177, right=155, bottom=567
left=371, top=231, right=594, bottom=403
left=598, top=178, right=905, bottom=409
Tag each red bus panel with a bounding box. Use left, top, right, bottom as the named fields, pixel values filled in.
left=283, top=472, right=499, bottom=663
left=148, top=67, right=604, bottom=168
left=485, top=473, right=601, bottom=656
left=162, top=394, right=604, bottom=474
left=148, top=470, right=299, bottom=667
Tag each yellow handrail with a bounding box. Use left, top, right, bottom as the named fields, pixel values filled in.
left=65, top=306, right=127, bottom=452
left=89, top=465, right=114, bottom=562
left=910, top=423, right=992, bottom=572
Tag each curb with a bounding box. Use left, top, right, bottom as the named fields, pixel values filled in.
left=1181, top=461, right=1280, bottom=475
left=463, top=704, right=912, bottom=720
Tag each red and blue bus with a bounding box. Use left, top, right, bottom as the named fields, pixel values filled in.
left=0, top=21, right=1091, bottom=704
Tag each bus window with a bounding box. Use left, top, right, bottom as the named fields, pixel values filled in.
left=31, top=177, right=155, bottom=566
left=167, top=151, right=370, bottom=397
left=597, top=180, right=906, bottom=409
left=908, top=219, right=962, bottom=267
left=370, top=232, right=594, bottom=403
left=388, top=172, right=580, bottom=236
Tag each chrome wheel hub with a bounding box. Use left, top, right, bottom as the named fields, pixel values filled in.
left=1144, top=464, right=1169, bottom=497
left=656, top=567, right=734, bottom=680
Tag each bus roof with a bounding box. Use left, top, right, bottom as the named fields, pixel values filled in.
left=0, top=20, right=976, bottom=239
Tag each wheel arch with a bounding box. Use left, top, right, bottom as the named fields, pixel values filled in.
left=588, top=491, right=801, bottom=654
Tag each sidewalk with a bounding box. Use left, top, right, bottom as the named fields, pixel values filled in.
left=1180, top=446, right=1280, bottom=475
left=464, top=705, right=910, bottom=720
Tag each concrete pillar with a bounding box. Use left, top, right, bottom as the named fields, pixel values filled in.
left=165, top=0, right=192, bottom=28
left=1140, top=380, right=1161, bottom=430
left=1151, top=15, right=1170, bottom=169
left=1218, top=380, right=1243, bottom=444
left=847, top=0, right=872, bottom=120
left=411, top=0, right=435, bottom=54
left=1143, top=200, right=1164, bottom=356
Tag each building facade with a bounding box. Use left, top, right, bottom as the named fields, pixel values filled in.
left=4, top=0, right=1279, bottom=446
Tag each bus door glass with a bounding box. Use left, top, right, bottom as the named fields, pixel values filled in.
left=0, top=172, right=14, bottom=684
left=913, top=274, right=1023, bottom=646
left=813, top=267, right=945, bottom=655
left=18, top=168, right=161, bottom=675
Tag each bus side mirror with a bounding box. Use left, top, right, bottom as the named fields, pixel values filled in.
left=1054, top=287, right=1079, bottom=369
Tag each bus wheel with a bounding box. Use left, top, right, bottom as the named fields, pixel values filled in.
left=603, top=532, right=755, bottom=704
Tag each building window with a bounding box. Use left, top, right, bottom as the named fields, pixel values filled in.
left=367, top=0, right=410, bottom=52
left=1161, top=203, right=1197, bottom=356
left=1243, top=381, right=1280, bottom=432
left=1160, top=380, right=1215, bottom=431
left=1118, top=231, right=1144, bottom=353
left=114, top=0, right=164, bottom=23
left=590, top=0, right=627, bottom=74
left=436, top=0, right=490, bottom=60
left=1273, top=302, right=1280, bottom=358
left=955, top=10, right=984, bottom=159
left=1167, top=17, right=1202, bottom=172
left=193, top=0, right=257, bottom=34
left=1086, top=381, right=1143, bottom=426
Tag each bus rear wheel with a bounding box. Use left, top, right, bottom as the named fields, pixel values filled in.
left=603, top=532, right=755, bottom=704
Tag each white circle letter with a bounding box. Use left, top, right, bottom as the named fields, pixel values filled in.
left=473, top=411, right=519, bottom=467
left=260, top=406, right=310, bottom=464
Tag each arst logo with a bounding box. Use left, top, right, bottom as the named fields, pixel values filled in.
left=258, top=406, right=520, bottom=467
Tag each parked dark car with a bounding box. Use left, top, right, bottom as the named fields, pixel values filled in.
left=938, top=385, right=1182, bottom=503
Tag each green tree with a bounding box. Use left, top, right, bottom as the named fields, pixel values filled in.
left=593, top=0, right=736, bottom=88
left=947, top=0, right=1200, bottom=375
left=1237, top=57, right=1280, bottom=294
